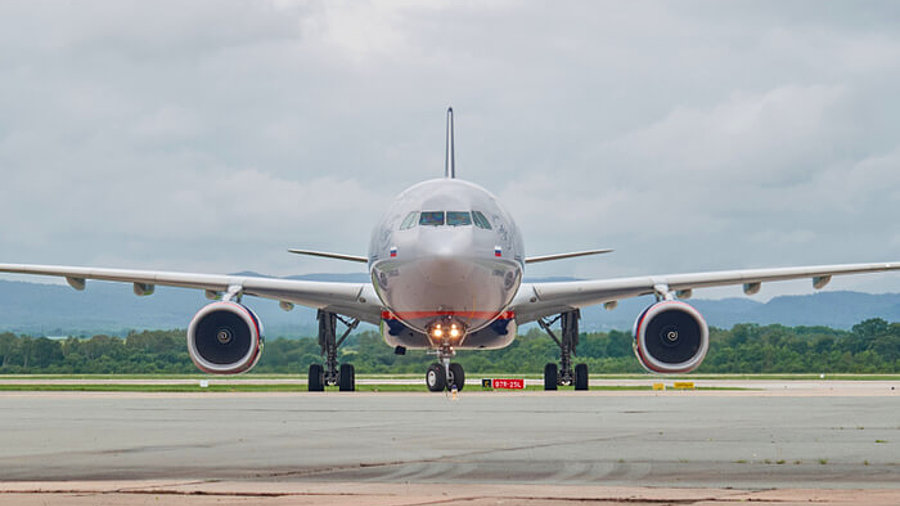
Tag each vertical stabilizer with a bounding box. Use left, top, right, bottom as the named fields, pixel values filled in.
left=445, top=107, right=455, bottom=178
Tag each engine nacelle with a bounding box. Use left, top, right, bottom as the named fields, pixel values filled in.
left=187, top=302, right=264, bottom=374
left=633, top=300, right=709, bottom=374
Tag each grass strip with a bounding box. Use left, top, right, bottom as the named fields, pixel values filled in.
left=1, top=373, right=897, bottom=381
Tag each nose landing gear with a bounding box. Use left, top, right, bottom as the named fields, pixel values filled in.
left=425, top=346, right=465, bottom=392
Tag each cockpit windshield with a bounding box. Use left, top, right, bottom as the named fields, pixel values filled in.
left=400, top=211, right=418, bottom=230
left=419, top=211, right=445, bottom=226
left=400, top=210, right=490, bottom=229
left=472, top=210, right=492, bottom=230
left=446, top=211, right=472, bottom=226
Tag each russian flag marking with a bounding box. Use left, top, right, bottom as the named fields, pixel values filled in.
left=494, top=246, right=502, bottom=257
left=390, top=246, right=397, bottom=258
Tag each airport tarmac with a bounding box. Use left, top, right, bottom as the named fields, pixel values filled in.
left=1, top=376, right=898, bottom=395
left=1, top=384, right=898, bottom=504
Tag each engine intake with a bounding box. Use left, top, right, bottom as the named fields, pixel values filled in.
left=187, top=302, right=264, bottom=374
left=633, top=300, right=708, bottom=374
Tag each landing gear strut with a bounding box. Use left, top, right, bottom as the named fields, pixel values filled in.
left=538, top=309, right=589, bottom=391
left=425, top=345, right=465, bottom=392
left=308, top=310, right=359, bottom=392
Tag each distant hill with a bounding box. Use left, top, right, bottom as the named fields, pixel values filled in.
left=579, top=291, right=900, bottom=331
left=0, top=274, right=897, bottom=337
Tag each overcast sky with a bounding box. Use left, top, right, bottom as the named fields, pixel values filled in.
left=0, top=1, right=898, bottom=299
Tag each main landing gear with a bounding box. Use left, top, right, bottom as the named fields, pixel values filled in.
left=538, top=309, right=589, bottom=391
left=308, top=310, right=359, bottom=392
left=425, top=346, right=465, bottom=392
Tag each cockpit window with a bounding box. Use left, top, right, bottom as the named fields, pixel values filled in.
left=400, top=211, right=418, bottom=230
left=419, top=211, right=445, bottom=226
left=446, top=211, right=472, bottom=226
left=472, top=210, right=492, bottom=230
left=405, top=210, right=487, bottom=228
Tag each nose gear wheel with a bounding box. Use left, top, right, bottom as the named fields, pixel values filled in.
left=426, top=363, right=445, bottom=392
left=425, top=345, right=465, bottom=392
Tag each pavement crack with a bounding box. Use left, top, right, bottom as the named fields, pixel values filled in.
left=115, top=479, right=219, bottom=493
left=373, top=495, right=727, bottom=505
left=252, top=432, right=646, bottom=481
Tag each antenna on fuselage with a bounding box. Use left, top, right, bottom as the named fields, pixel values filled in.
left=444, top=107, right=455, bottom=178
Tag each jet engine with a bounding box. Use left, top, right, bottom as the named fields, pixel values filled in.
left=187, top=301, right=264, bottom=374
left=632, top=300, right=708, bottom=374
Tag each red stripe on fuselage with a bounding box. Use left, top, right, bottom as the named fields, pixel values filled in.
left=381, top=310, right=514, bottom=320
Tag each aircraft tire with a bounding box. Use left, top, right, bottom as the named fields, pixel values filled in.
left=449, top=362, right=465, bottom=391
left=308, top=364, right=325, bottom=392
left=339, top=363, right=356, bottom=391
left=426, top=363, right=446, bottom=392
left=543, top=363, right=558, bottom=391
left=574, top=363, right=589, bottom=390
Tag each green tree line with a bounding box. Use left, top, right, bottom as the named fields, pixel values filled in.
left=0, top=319, right=898, bottom=374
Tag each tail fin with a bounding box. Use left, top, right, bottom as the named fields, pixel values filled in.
left=444, top=107, right=455, bottom=178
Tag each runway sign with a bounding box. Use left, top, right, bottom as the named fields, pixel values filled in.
left=488, top=378, right=525, bottom=389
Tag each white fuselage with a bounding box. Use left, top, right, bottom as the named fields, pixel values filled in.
left=368, top=178, right=524, bottom=350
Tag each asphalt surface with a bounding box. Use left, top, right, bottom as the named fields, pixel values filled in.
left=0, top=384, right=898, bottom=504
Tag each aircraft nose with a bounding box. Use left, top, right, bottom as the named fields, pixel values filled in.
left=414, top=230, right=477, bottom=286
left=418, top=255, right=475, bottom=287
left=416, top=227, right=474, bottom=258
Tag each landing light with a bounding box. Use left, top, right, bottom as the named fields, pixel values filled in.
left=429, top=321, right=464, bottom=341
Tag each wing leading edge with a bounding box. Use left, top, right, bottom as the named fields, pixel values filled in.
left=0, top=263, right=382, bottom=324
left=511, top=261, right=900, bottom=324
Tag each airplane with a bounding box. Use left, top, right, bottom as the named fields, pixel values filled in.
left=1, top=108, right=898, bottom=392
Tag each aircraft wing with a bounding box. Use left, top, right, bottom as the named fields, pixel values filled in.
left=511, top=262, right=900, bottom=324
left=0, top=263, right=383, bottom=324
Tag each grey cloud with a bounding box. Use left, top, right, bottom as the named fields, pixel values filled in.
left=0, top=1, right=897, bottom=298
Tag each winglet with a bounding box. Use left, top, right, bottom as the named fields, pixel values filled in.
left=445, top=107, right=455, bottom=178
